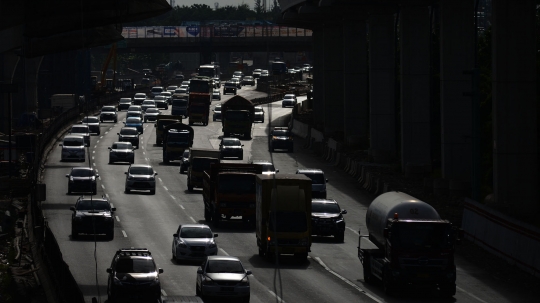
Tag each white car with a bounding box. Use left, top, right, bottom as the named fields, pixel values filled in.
left=150, top=86, right=164, bottom=98
left=133, top=93, right=147, bottom=105
left=172, top=224, right=218, bottom=262
left=281, top=94, right=297, bottom=108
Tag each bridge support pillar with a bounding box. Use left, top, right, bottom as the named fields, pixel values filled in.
left=439, top=0, right=474, bottom=182
left=312, top=28, right=324, bottom=129
left=491, top=0, right=537, bottom=219
left=322, top=24, right=344, bottom=137
left=368, top=13, right=397, bottom=163
left=343, top=17, right=368, bottom=148
left=400, top=5, right=431, bottom=172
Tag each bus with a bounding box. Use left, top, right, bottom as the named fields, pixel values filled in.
left=197, top=64, right=220, bottom=88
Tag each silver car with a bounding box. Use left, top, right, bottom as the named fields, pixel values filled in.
left=69, top=124, right=90, bottom=146
left=80, top=116, right=101, bottom=135
left=172, top=224, right=218, bottom=262
left=124, top=164, right=157, bottom=194
left=60, top=135, right=85, bottom=162
left=144, top=108, right=161, bottom=123
left=196, top=256, right=251, bottom=302
left=108, top=142, right=135, bottom=164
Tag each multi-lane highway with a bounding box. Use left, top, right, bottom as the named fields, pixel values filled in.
left=41, top=84, right=535, bottom=303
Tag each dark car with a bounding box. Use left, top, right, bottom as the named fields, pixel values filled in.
left=196, top=256, right=251, bottom=302
left=296, top=168, right=328, bottom=199
left=106, top=248, right=163, bottom=302
left=144, top=108, right=161, bottom=123
left=108, top=142, right=135, bottom=164
left=118, top=127, right=140, bottom=148
left=242, top=76, right=255, bottom=86
left=124, top=164, right=157, bottom=194
left=179, top=149, right=190, bottom=174
left=69, top=124, right=91, bottom=146
left=66, top=167, right=99, bottom=195
left=219, top=137, right=244, bottom=160
left=154, top=97, right=168, bottom=109
left=254, top=106, right=264, bottom=123
left=124, top=117, right=144, bottom=134
left=70, top=196, right=115, bottom=240
left=212, top=104, right=222, bottom=121
left=311, top=199, right=347, bottom=242
left=100, top=106, right=118, bottom=123
left=231, top=78, right=242, bottom=89
left=117, top=98, right=132, bottom=111
left=172, top=224, right=218, bottom=262
left=223, top=81, right=237, bottom=95
left=269, top=127, right=293, bottom=152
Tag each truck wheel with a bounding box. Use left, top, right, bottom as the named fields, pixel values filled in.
left=335, top=232, right=345, bottom=243
left=106, top=230, right=114, bottom=240
left=150, top=189, right=155, bottom=195
left=258, top=247, right=265, bottom=258
left=363, top=254, right=373, bottom=284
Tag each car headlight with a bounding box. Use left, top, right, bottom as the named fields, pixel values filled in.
left=201, top=276, right=215, bottom=285
left=113, top=277, right=123, bottom=285
left=178, top=241, right=187, bottom=248
left=238, top=277, right=249, bottom=286
left=69, top=177, right=74, bottom=183
left=272, top=136, right=278, bottom=140
left=208, top=242, right=217, bottom=249
left=105, top=216, right=114, bottom=222
left=299, top=237, right=309, bottom=246
left=127, top=175, right=135, bottom=180
left=335, top=218, right=344, bottom=224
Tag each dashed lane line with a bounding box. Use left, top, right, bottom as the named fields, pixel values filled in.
left=100, top=136, right=103, bottom=139
left=268, top=291, right=286, bottom=303
left=158, top=178, right=162, bottom=182
left=219, top=248, right=229, bottom=256
left=179, top=205, right=185, bottom=210
left=189, top=216, right=196, bottom=223
left=115, top=216, right=120, bottom=222
left=163, top=186, right=168, bottom=191
left=346, top=227, right=359, bottom=235
left=101, top=184, right=105, bottom=189
left=105, top=193, right=109, bottom=198
left=161, top=289, right=167, bottom=297
left=456, top=287, right=489, bottom=303
left=170, top=195, right=176, bottom=200
left=122, top=230, right=127, bottom=237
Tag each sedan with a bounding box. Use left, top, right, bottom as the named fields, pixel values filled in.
left=282, top=94, right=297, bottom=108
left=172, top=224, right=218, bottom=262
left=231, top=78, right=242, bottom=89
left=160, top=91, right=173, bottom=104
left=153, top=97, right=168, bottom=109
left=124, top=117, right=143, bottom=134
left=124, top=164, right=157, bottom=194
left=80, top=116, right=100, bottom=135
left=219, top=137, right=244, bottom=160
left=69, top=124, right=90, bottom=146
left=66, top=167, right=99, bottom=195
left=212, top=104, right=222, bottom=121
left=118, top=127, right=140, bottom=148
left=196, top=256, right=251, bottom=303
left=108, top=142, right=135, bottom=164
left=118, top=98, right=132, bottom=111
left=180, top=149, right=190, bottom=174
left=242, top=76, right=255, bottom=86
left=144, top=108, right=161, bottom=122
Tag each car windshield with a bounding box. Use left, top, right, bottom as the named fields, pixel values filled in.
left=172, top=99, right=188, bottom=106
left=135, top=94, right=146, bottom=98
left=284, top=95, right=295, bottom=100
left=115, top=258, right=155, bottom=274
left=392, top=223, right=452, bottom=250
left=71, top=126, right=88, bottom=133
left=312, top=202, right=340, bottom=213
left=146, top=108, right=159, bottom=114
left=71, top=169, right=94, bottom=177
left=180, top=227, right=213, bottom=238
left=222, top=139, right=241, bottom=147
left=142, top=101, right=154, bottom=105
left=215, top=105, right=222, bottom=112
left=206, top=260, right=244, bottom=274
left=303, top=173, right=325, bottom=184
left=63, top=138, right=83, bottom=146
left=273, top=130, right=290, bottom=136
left=154, top=96, right=166, bottom=100
left=128, top=106, right=141, bottom=111
left=126, top=118, right=141, bottom=124
left=161, top=92, right=171, bottom=96
left=77, top=200, right=110, bottom=211
left=112, top=143, right=132, bottom=149
left=129, top=167, right=153, bottom=175
left=167, top=86, right=177, bottom=90
left=217, top=174, right=255, bottom=194
left=120, top=128, right=138, bottom=135
left=254, top=107, right=263, bottom=113
left=82, top=117, right=99, bottom=123
left=151, top=88, right=163, bottom=93
left=102, top=106, right=115, bottom=111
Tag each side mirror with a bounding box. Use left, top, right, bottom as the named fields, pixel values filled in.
left=197, top=269, right=203, bottom=274
left=155, top=172, right=158, bottom=175
left=246, top=270, right=252, bottom=275
left=326, top=179, right=329, bottom=183
left=111, top=207, right=116, bottom=212
left=106, top=268, right=112, bottom=273
left=70, top=206, right=75, bottom=211
left=158, top=268, right=163, bottom=274
left=117, top=133, right=120, bottom=135
left=66, top=174, right=70, bottom=178
left=59, top=143, right=63, bottom=147
left=95, top=174, right=100, bottom=178
left=173, top=233, right=178, bottom=237
left=124, top=172, right=128, bottom=175
left=241, top=144, right=244, bottom=147
left=275, top=169, right=279, bottom=173
left=108, top=147, right=112, bottom=150
left=341, top=209, right=347, bottom=214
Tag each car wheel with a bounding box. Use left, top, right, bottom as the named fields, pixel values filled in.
left=204, top=208, right=211, bottom=222
left=67, top=186, right=71, bottom=194
left=188, top=181, right=193, bottom=192
left=242, top=295, right=250, bottom=303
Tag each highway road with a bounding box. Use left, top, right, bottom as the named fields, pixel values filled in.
left=41, top=84, right=535, bottom=303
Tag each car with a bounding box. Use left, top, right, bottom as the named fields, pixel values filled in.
left=172, top=224, right=218, bottom=262
left=311, top=198, right=347, bottom=242
left=252, top=69, right=262, bottom=78
left=303, top=63, right=312, bottom=72
left=126, top=110, right=143, bottom=120
left=118, top=127, right=140, bottom=148
left=212, top=88, right=221, bottom=100
left=59, top=135, right=85, bottom=162
left=140, top=77, right=151, bottom=88
left=142, top=68, right=152, bottom=76
left=124, top=117, right=144, bottom=134
left=66, top=167, right=99, bottom=195
left=100, top=106, right=118, bottom=123
left=124, top=164, right=157, bottom=194
left=296, top=168, right=328, bottom=198
left=282, top=94, right=297, bottom=108
left=70, top=196, right=115, bottom=239
left=223, top=81, right=237, bottom=95
left=68, top=124, right=90, bottom=146
left=196, top=256, right=252, bottom=302
left=79, top=116, right=101, bottom=135
left=144, top=108, right=161, bottom=122
left=253, top=106, right=264, bottom=123
left=260, top=70, right=269, bottom=77
left=108, top=142, right=135, bottom=164
left=250, top=160, right=278, bottom=175
left=213, top=77, right=220, bottom=88
left=242, top=76, right=255, bottom=86
left=127, top=105, right=143, bottom=113
left=133, top=93, right=147, bottom=105
left=141, top=100, right=156, bottom=112
left=117, top=98, right=132, bottom=111
left=179, top=149, right=190, bottom=174
left=176, top=84, right=189, bottom=94
left=175, top=74, right=184, bottom=81
left=219, top=137, right=244, bottom=160
left=269, top=127, right=293, bottom=152
left=212, top=104, right=222, bottom=121
left=231, top=78, right=242, bottom=89
left=160, top=91, right=173, bottom=104
left=232, top=71, right=244, bottom=80
left=106, top=248, right=163, bottom=302
left=150, top=86, right=164, bottom=98
left=166, top=85, right=178, bottom=93
left=153, top=97, right=168, bottom=110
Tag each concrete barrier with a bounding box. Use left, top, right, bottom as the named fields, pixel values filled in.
left=462, top=198, right=540, bottom=277
left=291, top=119, right=310, bottom=139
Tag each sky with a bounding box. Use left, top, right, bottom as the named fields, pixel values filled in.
left=169, top=0, right=268, bottom=10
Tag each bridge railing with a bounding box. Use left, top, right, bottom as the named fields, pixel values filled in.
left=122, top=25, right=313, bottom=39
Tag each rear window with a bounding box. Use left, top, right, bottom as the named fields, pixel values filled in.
left=120, top=128, right=138, bottom=135
left=102, top=106, right=116, bottom=111
left=129, top=167, right=153, bottom=175
left=63, top=138, right=84, bottom=146
left=82, top=117, right=99, bottom=123
left=151, top=87, right=163, bottom=93
left=71, top=126, right=88, bottom=133
left=112, top=142, right=132, bottom=149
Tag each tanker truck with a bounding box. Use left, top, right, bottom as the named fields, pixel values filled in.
left=221, top=95, right=254, bottom=139
left=358, top=191, right=463, bottom=297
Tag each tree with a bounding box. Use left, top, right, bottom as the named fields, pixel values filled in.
left=254, top=0, right=264, bottom=15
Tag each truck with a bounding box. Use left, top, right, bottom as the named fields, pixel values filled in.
left=187, top=148, right=222, bottom=192
left=154, top=115, right=182, bottom=145
left=221, top=96, right=254, bottom=139
left=162, top=122, right=194, bottom=164
left=202, top=164, right=263, bottom=228
left=188, top=77, right=212, bottom=126
left=358, top=191, right=463, bottom=297
left=255, top=174, right=312, bottom=260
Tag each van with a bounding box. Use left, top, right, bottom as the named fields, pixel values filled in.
left=296, top=168, right=328, bottom=198
left=59, top=135, right=86, bottom=162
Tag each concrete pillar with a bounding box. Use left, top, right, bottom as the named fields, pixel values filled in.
left=439, top=0, right=474, bottom=181
left=322, top=25, right=344, bottom=136
left=312, top=28, right=324, bottom=128
left=400, top=5, right=431, bottom=172
left=492, top=0, right=537, bottom=218
left=369, top=13, right=397, bottom=162
left=343, top=17, right=368, bottom=148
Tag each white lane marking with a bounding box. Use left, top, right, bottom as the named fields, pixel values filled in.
left=268, top=291, right=286, bottom=303
left=219, top=248, right=229, bottom=256
left=313, top=257, right=382, bottom=303
left=142, top=146, right=145, bottom=149
left=346, top=227, right=359, bottom=235
left=93, top=163, right=96, bottom=166
left=179, top=205, right=185, bottom=210
left=100, top=136, right=103, bottom=139
left=143, top=152, right=146, bottom=155
left=110, top=203, right=113, bottom=208
left=457, top=286, right=489, bottom=303
left=122, top=230, right=127, bottom=237
left=170, top=195, right=176, bottom=200
left=115, top=216, right=120, bottom=222
left=95, top=169, right=98, bottom=173
left=101, top=184, right=105, bottom=189
left=189, top=216, right=196, bottom=223
left=92, top=156, right=95, bottom=160
left=145, top=158, right=149, bottom=161
left=158, top=178, right=162, bottom=182
left=106, top=194, right=109, bottom=198
left=161, top=289, right=167, bottom=297
left=163, top=186, right=168, bottom=191
left=93, top=150, right=96, bottom=153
